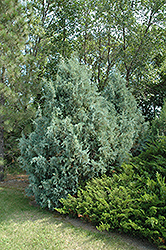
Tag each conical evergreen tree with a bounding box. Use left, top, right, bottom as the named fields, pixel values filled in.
left=19, top=57, right=145, bottom=209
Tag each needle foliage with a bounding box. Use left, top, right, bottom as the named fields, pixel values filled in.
left=19, top=57, right=145, bottom=209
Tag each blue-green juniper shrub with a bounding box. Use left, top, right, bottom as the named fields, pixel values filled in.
left=19, top=57, right=145, bottom=209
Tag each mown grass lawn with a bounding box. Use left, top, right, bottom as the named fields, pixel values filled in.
left=0, top=186, right=158, bottom=250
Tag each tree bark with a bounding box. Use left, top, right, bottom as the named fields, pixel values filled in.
left=0, top=110, right=4, bottom=181
left=0, top=67, right=5, bottom=181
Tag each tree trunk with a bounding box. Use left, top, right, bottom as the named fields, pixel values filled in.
left=0, top=67, right=5, bottom=181
left=0, top=112, right=4, bottom=181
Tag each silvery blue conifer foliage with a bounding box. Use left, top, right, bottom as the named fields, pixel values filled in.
left=19, top=57, right=145, bottom=209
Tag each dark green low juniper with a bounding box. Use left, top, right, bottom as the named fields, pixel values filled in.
left=132, top=136, right=166, bottom=179
left=57, top=164, right=166, bottom=249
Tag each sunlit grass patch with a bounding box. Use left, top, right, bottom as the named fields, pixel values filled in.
left=0, top=187, right=156, bottom=250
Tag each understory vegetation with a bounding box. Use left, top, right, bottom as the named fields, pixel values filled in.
left=57, top=161, right=166, bottom=249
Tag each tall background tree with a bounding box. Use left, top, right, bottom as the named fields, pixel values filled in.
left=75, top=0, right=166, bottom=120
left=0, top=0, right=30, bottom=179
left=1, top=0, right=165, bottom=175
left=0, top=0, right=46, bottom=177
left=31, top=0, right=166, bottom=121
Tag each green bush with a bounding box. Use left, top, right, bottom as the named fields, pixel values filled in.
left=132, top=136, right=166, bottom=179
left=132, top=100, right=166, bottom=157
left=57, top=164, right=166, bottom=248
left=19, top=57, right=145, bottom=209
left=150, top=100, right=166, bottom=139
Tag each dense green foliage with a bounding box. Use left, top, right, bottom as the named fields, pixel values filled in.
left=57, top=164, right=166, bottom=249
left=0, top=0, right=30, bottom=179
left=57, top=133, right=166, bottom=248
left=41, top=0, right=166, bottom=120
left=150, top=100, right=166, bottom=139
left=132, top=136, right=166, bottom=179
left=132, top=99, right=166, bottom=157
left=1, top=1, right=166, bottom=247
left=0, top=0, right=41, bottom=174
left=1, top=0, right=166, bottom=173
left=19, top=57, right=145, bottom=209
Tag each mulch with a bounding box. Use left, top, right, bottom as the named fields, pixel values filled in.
left=0, top=173, right=29, bottom=189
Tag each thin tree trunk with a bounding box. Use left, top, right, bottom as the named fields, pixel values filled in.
left=0, top=67, right=5, bottom=181
left=0, top=109, right=4, bottom=181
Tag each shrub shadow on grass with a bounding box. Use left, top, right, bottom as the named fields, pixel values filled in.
left=0, top=187, right=159, bottom=250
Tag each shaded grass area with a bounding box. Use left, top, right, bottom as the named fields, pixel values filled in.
left=0, top=187, right=158, bottom=250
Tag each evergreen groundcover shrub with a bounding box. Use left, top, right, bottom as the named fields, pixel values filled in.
left=19, top=57, right=145, bottom=209
left=131, top=100, right=166, bottom=157
left=132, top=136, right=166, bottom=180
left=57, top=164, right=166, bottom=249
